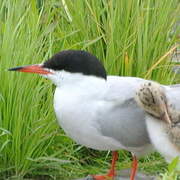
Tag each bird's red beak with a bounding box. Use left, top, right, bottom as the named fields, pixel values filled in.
left=8, top=64, right=52, bottom=75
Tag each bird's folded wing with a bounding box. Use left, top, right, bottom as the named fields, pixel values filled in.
left=96, top=76, right=151, bottom=148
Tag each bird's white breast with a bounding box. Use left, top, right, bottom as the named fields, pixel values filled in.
left=146, top=116, right=180, bottom=162
left=53, top=84, right=124, bottom=151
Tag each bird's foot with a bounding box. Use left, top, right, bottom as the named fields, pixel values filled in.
left=91, top=151, right=118, bottom=180
left=92, top=174, right=115, bottom=180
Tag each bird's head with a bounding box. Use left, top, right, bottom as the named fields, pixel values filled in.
left=135, top=82, right=172, bottom=124
left=9, top=50, right=107, bottom=86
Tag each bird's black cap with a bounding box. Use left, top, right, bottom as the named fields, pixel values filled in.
left=43, top=50, right=107, bottom=79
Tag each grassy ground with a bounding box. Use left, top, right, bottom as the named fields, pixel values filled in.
left=0, top=0, right=180, bottom=179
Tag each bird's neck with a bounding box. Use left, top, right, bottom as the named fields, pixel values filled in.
left=57, top=71, right=106, bottom=94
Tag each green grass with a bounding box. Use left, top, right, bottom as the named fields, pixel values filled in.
left=0, top=0, right=180, bottom=179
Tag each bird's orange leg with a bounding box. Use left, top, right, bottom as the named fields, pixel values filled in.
left=130, top=154, right=138, bottom=180
left=93, top=151, right=118, bottom=180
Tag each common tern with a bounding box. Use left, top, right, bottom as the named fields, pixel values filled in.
left=9, top=50, right=158, bottom=180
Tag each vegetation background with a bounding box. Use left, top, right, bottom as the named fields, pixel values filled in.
left=0, top=0, right=180, bottom=179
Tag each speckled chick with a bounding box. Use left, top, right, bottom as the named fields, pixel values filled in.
left=135, top=81, right=180, bottom=162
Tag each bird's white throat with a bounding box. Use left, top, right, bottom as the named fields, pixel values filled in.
left=42, top=70, right=106, bottom=90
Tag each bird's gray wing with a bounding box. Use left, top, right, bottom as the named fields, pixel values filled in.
left=166, top=84, right=180, bottom=110
left=97, top=76, right=151, bottom=148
